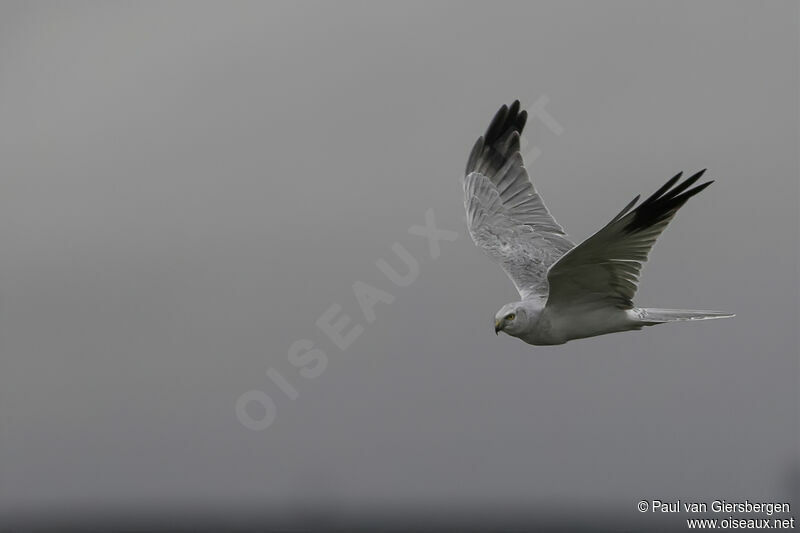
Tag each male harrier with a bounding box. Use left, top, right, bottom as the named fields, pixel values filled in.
left=463, top=101, right=733, bottom=345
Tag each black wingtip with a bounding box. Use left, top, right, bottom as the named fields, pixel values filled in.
left=484, top=104, right=509, bottom=146
left=626, top=170, right=713, bottom=233
left=466, top=101, right=529, bottom=177
left=640, top=171, right=682, bottom=208
left=657, top=168, right=708, bottom=201
left=516, top=109, right=528, bottom=131
left=483, top=100, right=527, bottom=146
left=682, top=179, right=713, bottom=199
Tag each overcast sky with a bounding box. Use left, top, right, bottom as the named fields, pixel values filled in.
left=0, top=1, right=797, bottom=530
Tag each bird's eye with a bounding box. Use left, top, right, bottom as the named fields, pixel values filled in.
left=505, top=313, right=515, bottom=321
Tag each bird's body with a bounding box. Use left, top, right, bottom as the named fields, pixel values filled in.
left=527, top=303, right=636, bottom=346
left=464, top=101, right=733, bottom=345
left=492, top=298, right=640, bottom=345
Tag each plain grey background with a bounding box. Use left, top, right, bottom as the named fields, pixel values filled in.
left=0, top=1, right=797, bottom=530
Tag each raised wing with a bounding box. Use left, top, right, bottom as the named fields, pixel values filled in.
left=545, top=170, right=713, bottom=310
left=463, top=101, right=573, bottom=300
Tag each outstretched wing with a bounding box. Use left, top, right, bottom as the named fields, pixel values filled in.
left=545, top=170, right=713, bottom=310
left=463, top=101, right=574, bottom=300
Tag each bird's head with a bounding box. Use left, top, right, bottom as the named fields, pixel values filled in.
left=494, top=302, right=526, bottom=337
left=494, top=300, right=543, bottom=337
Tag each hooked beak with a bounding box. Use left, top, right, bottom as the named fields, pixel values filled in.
left=494, top=319, right=502, bottom=335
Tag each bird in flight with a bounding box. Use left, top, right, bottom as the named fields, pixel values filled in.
left=463, top=100, right=733, bottom=345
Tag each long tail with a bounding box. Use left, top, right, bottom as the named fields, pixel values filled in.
left=636, top=308, right=735, bottom=326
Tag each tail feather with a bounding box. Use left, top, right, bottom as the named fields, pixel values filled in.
left=637, top=308, right=734, bottom=325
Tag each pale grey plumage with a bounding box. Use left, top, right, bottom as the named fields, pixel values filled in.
left=463, top=101, right=733, bottom=345
left=463, top=101, right=573, bottom=300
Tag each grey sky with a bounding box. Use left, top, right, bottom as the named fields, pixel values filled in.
left=0, top=1, right=797, bottom=530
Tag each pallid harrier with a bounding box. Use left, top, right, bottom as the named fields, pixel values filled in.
left=463, top=101, right=733, bottom=345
